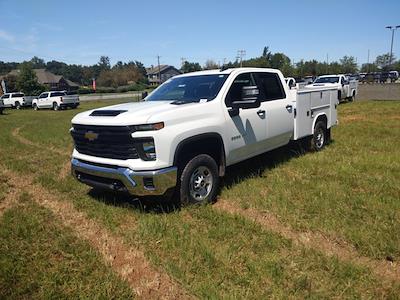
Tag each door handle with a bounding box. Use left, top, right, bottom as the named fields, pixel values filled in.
left=286, top=105, right=293, bottom=110
left=257, top=109, right=265, bottom=116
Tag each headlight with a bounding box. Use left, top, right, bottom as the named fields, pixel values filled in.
left=130, top=122, right=164, bottom=131
left=134, top=138, right=156, bottom=161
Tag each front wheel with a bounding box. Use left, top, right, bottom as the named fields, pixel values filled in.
left=177, top=154, right=219, bottom=206
left=310, top=121, right=327, bottom=151
left=33, top=103, right=38, bottom=111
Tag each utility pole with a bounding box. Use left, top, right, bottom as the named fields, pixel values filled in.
left=367, top=49, right=370, bottom=73
left=157, top=55, right=161, bottom=85
left=385, top=25, right=400, bottom=68
left=237, top=50, right=246, bottom=67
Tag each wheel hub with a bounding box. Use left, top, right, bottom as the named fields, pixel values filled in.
left=189, top=166, right=213, bottom=201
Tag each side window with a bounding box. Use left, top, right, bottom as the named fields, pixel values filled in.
left=39, top=93, right=48, bottom=99
left=256, top=72, right=286, bottom=101
left=2, top=94, right=10, bottom=99
left=340, top=77, right=345, bottom=84
left=225, top=73, right=257, bottom=107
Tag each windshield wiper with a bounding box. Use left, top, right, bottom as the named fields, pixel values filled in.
left=170, top=100, right=199, bottom=105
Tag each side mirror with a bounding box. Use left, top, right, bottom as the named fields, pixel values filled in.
left=141, top=91, right=148, bottom=100
left=231, top=86, right=261, bottom=110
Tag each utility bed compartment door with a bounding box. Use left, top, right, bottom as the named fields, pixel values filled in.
left=294, top=88, right=337, bottom=140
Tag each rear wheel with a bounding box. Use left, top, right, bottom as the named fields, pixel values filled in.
left=15, top=102, right=21, bottom=109
left=177, top=154, right=219, bottom=206
left=53, top=102, right=59, bottom=111
left=310, top=121, right=327, bottom=151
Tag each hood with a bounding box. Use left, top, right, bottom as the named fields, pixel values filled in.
left=304, top=82, right=339, bottom=89
left=71, top=100, right=201, bottom=126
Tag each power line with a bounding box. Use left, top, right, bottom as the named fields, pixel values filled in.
left=237, top=50, right=246, bottom=67
left=157, top=55, right=161, bottom=84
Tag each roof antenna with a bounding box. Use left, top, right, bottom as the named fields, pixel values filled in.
left=220, top=64, right=229, bottom=71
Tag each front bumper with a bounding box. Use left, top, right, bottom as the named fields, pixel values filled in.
left=71, top=158, right=177, bottom=196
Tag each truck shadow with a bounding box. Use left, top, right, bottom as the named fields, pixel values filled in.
left=88, top=140, right=334, bottom=214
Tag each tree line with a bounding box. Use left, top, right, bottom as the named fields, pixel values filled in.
left=1, top=47, right=399, bottom=95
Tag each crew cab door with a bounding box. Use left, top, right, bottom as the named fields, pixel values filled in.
left=255, top=72, right=293, bottom=148
left=37, top=92, right=48, bottom=108
left=224, top=72, right=268, bottom=164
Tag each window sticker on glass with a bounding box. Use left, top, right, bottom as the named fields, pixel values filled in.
left=178, top=84, right=186, bottom=88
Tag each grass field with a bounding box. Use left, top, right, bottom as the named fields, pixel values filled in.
left=0, top=99, right=399, bottom=298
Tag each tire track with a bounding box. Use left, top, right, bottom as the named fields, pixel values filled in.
left=214, top=199, right=400, bottom=283
left=12, top=127, right=68, bottom=156
left=2, top=167, right=193, bottom=299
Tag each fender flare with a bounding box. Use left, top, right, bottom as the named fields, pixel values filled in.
left=173, top=132, right=226, bottom=176
left=311, top=113, right=328, bottom=134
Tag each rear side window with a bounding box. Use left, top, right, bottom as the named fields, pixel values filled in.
left=12, top=93, right=24, bottom=97
left=51, top=92, right=65, bottom=97
left=256, top=73, right=285, bottom=101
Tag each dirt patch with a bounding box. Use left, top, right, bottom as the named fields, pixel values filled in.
left=58, top=159, right=71, bottom=180
left=340, top=115, right=367, bottom=122
left=12, top=127, right=67, bottom=156
left=0, top=178, right=19, bottom=218
left=2, top=167, right=192, bottom=299
left=357, top=84, right=400, bottom=101
left=214, top=199, right=400, bottom=283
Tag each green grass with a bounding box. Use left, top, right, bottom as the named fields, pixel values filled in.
left=0, top=193, right=134, bottom=299
left=0, top=100, right=399, bottom=298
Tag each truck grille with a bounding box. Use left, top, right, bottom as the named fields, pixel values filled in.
left=71, top=124, right=139, bottom=160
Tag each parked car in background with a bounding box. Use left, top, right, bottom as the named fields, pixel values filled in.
left=32, top=91, right=79, bottom=111
left=0, top=92, right=31, bottom=109
left=389, top=71, right=399, bottom=83
left=0, top=98, right=4, bottom=114
left=305, top=74, right=358, bottom=101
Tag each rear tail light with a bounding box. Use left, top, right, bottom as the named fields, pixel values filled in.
left=60, top=97, right=63, bottom=103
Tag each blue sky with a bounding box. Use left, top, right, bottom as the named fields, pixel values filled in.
left=0, top=0, right=399, bottom=68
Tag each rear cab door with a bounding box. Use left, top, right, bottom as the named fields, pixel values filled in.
left=255, top=71, right=294, bottom=148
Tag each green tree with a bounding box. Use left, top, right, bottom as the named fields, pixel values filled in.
left=203, top=59, right=219, bottom=70
left=375, top=53, right=395, bottom=70
left=339, top=56, right=358, bottom=73
left=16, top=62, right=45, bottom=95
left=30, top=56, right=46, bottom=69
left=181, top=61, right=202, bottom=73
left=98, top=56, right=111, bottom=70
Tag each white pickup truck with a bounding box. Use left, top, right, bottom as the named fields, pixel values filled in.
left=0, top=92, right=32, bottom=109
left=0, top=98, right=4, bottom=114
left=32, top=91, right=79, bottom=111
left=70, top=68, right=338, bottom=205
left=305, top=74, right=358, bottom=102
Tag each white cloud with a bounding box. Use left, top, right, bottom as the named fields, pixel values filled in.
left=0, top=29, right=15, bottom=42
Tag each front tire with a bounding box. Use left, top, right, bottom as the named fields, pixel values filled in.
left=177, top=154, right=219, bottom=206
left=310, top=121, right=327, bottom=151
left=53, top=102, right=59, bottom=111
left=33, top=103, right=38, bottom=111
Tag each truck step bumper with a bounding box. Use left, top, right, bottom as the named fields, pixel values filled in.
left=71, top=158, right=177, bottom=196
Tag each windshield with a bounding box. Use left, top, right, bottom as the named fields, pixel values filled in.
left=146, top=74, right=229, bottom=102
left=314, top=77, right=339, bottom=84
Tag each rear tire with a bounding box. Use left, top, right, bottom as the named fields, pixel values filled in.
left=15, top=102, right=21, bottom=109
left=176, top=154, right=219, bottom=206
left=53, top=102, right=59, bottom=111
left=310, top=121, right=327, bottom=151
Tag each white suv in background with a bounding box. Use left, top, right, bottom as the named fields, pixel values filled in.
left=0, top=92, right=31, bottom=109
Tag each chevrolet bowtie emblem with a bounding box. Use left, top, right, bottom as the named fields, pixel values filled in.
left=84, top=131, right=99, bottom=141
